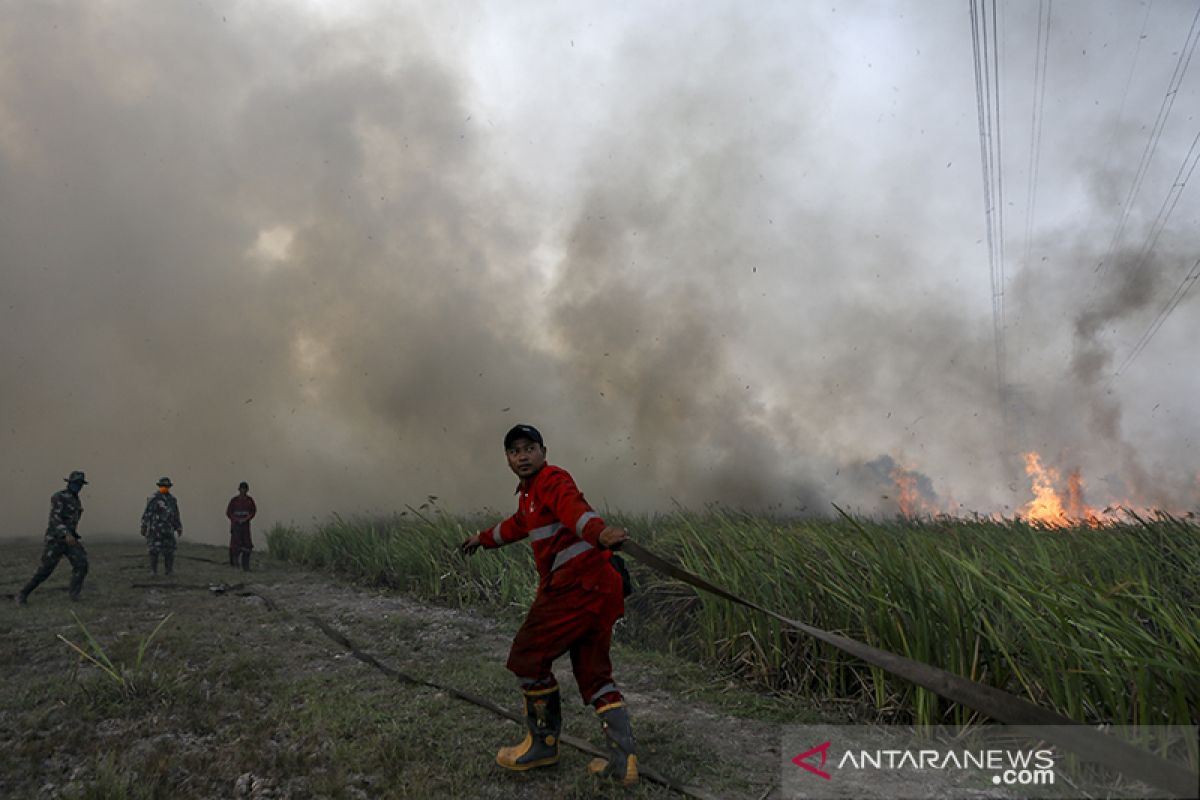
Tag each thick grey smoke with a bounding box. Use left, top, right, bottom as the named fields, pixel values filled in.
left=1, top=1, right=1197, bottom=543
left=0, top=1, right=547, bottom=540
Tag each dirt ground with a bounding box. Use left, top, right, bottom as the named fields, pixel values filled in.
left=1, top=539, right=804, bottom=799
left=1, top=539, right=1085, bottom=800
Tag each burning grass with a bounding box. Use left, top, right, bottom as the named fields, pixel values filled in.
left=268, top=508, right=1200, bottom=734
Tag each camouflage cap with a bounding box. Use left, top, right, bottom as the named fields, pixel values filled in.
left=64, top=470, right=88, bottom=484
left=156, top=476, right=173, bottom=488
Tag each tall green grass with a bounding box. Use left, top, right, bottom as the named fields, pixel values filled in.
left=268, top=509, right=540, bottom=611
left=267, top=508, right=1200, bottom=730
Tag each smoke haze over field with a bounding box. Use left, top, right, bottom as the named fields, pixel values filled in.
left=2, top=1, right=1198, bottom=543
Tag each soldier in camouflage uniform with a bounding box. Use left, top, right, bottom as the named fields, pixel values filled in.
left=15, top=470, right=90, bottom=605
left=141, top=476, right=183, bottom=575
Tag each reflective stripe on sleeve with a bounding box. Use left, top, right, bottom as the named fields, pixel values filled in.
left=488, top=522, right=503, bottom=546
left=575, top=511, right=600, bottom=537
left=550, top=540, right=593, bottom=571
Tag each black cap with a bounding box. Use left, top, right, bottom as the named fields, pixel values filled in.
left=504, top=424, right=544, bottom=450
left=64, top=470, right=88, bottom=485
left=238, top=481, right=249, bottom=490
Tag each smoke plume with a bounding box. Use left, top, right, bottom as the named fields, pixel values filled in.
left=1, top=1, right=1197, bottom=543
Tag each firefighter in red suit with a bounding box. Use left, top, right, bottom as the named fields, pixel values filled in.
left=460, top=424, right=638, bottom=785
left=225, top=481, right=257, bottom=570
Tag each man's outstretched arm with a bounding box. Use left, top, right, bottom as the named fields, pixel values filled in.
left=461, top=514, right=528, bottom=555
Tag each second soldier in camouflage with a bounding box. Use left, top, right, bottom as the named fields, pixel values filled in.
left=141, top=476, right=183, bottom=575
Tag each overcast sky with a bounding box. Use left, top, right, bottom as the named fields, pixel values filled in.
left=2, top=0, right=1197, bottom=543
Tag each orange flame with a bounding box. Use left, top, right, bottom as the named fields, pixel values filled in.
left=1021, top=452, right=1067, bottom=527
left=1066, top=470, right=1101, bottom=526
left=1021, top=452, right=1102, bottom=528
left=890, top=463, right=936, bottom=517
left=869, top=453, right=1181, bottom=524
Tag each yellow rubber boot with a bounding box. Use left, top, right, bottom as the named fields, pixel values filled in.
left=496, top=685, right=561, bottom=771
left=587, top=701, right=639, bottom=786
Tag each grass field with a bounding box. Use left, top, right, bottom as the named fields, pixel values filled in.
left=1, top=539, right=817, bottom=800
left=3, top=508, right=1196, bottom=798
left=267, top=508, right=1200, bottom=734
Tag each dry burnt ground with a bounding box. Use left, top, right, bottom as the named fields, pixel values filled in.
left=1, top=540, right=810, bottom=800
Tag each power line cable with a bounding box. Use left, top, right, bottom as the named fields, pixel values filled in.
left=970, top=0, right=1008, bottom=407
left=1080, top=0, right=1154, bottom=243
left=1112, top=255, right=1200, bottom=378
left=1108, top=128, right=1200, bottom=377
left=1125, top=128, right=1200, bottom=284
left=1022, top=0, right=1052, bottom=276
left=1093, top=4, right=1200, bottom=281
left=1016, top=0, right=1052, bottom=395
left=987, top=0, right=1008, bottom=396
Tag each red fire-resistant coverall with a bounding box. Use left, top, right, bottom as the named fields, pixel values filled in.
left=226, top=494, right=257, bottom=556
left=477, top=464, right=625, bottom=708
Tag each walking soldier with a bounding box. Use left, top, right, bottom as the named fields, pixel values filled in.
left=15, top=470, right=90, bottom=605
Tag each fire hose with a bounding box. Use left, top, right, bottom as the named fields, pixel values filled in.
left=212, top=585, right=724, bottom=800
left=617, top=537, right=1199, bottom=798
left=138, top=527, right=1198, bottom=800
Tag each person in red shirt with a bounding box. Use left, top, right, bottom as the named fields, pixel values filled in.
left=225, top=481, right=257, bottom=571
left=461, top=424, right=638, bottom=785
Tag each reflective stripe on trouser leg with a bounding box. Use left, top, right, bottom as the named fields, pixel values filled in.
left=587, top=682, right=618, bottom=706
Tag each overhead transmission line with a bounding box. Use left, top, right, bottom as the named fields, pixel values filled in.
left=1113, top=258, right=1200, bottom=379
left=1021, top=0, right=1053, bottom=277
left=1080, top=1, right=1155, bottom=244
left=1101, top=6, right=1200, bottom=379
left=1092, top=4, right=1200, bottom=283
left=1122, top=128, right=1200, bottom=286
left=969, top=0, right=1008, bottom=408
left=1111, top=129, right=1200, bottom=379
